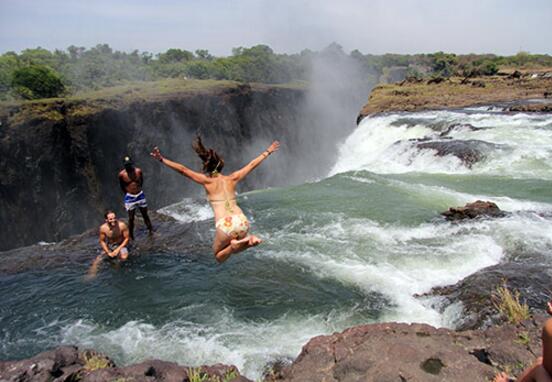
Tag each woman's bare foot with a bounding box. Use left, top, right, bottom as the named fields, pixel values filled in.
left=248, top=235, right=262, bottom=246
left=230, top=235, right=261, bottom=251
left=230, top=236, right=250, bottom=250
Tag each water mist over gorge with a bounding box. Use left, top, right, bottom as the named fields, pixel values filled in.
left=0, top=53, right=375, bottom=251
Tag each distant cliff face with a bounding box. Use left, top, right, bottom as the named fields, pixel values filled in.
left=0, top=82, right=350, bottom=251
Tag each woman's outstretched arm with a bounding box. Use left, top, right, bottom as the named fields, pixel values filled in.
left=150, top=146, right=209, bottom=185
left=230, top=141, right=280, bottom=183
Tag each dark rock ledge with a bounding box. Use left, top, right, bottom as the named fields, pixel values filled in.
left=0, top=346, right=252, bottom=382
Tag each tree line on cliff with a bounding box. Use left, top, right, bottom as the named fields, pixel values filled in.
left=1, top=42, right=551, bottom=100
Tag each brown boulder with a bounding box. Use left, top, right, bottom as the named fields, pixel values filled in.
left=0, top=347, right=250, bottom=382
left=0, top=346, right=81, bottom=382
left=268, top=319, right=544, bottom=382
left=442, top=200, right=506, bottom=221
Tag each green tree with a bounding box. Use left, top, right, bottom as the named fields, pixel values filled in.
left=431, top=52, right=457, bottom=77
left=158, top=48, right=194, bottom=64
left=67, top=45, right=86, bottom=61
left=11, top=64, right=65, bottom=99
left=195, top=49, right=213, bottom=61
left=185, top=61, right=211, bottom=79
left=480, top=60, right=498, bottom=75
left=0, top=53, right=19, bottom=98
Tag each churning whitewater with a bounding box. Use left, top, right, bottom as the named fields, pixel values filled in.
left=2, top=108, right=552, bottom=379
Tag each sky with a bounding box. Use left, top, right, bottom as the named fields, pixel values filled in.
left=1, top=0, right=551, bottom=56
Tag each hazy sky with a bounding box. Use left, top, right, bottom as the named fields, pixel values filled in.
left=1, top=0, right=551, bottom=56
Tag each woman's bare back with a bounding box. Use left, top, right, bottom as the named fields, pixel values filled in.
left=204, top=175, right=244, bottom=221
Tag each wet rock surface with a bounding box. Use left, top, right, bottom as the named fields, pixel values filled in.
left=426, top=262, right=552, bottom=331
left=0, top=345, right=251, bottom=382
left=441, top=200, right=507, bottom=221
left=415, top=139, right=496, bottom=168
left=0, top=211, right=211, bottom=275
left=2, top=316, right=548, bottom=382
left=266, top=318, right=546, bottom=382
left=438, top=122, right=482, bottom=137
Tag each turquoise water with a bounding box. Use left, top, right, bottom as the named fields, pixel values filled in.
left=2, top=108, right=552, bottom=379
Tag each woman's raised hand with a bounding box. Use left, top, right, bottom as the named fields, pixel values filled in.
left=150, top=146, right=163, bottom=162
left=267, top=141, right=280, bottom=154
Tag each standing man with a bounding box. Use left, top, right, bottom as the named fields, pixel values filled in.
left=87, top=210, right=130, bottom=278
left=118, top=155, right=153, bottom=239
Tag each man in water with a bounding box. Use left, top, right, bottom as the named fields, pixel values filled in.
left=87, top=210, right=130, bottom=278
left=119, top=155, right=153, bottom=239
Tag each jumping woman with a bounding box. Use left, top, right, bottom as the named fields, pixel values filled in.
left=150, top=137, right=280, bottom=263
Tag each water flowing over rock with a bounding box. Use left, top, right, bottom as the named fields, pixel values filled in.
left=426, top=262, right=552, bottom=331
left=442, top=200, right=506, bottom=221
left=415, top=140, right=495, bottom=168
left=438, top=123, right=482, bottom=137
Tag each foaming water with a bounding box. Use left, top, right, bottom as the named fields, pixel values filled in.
left=59, top=308, right=355, bottom=378
left=158, top=197, right=213, bottom=223
left=3, top=107, right=552, bottom=380
left=330, top=110, right=552, bottom=178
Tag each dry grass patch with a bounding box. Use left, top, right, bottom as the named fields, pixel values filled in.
left=492, top=281, right=530, bottom=324
left=83, top=353, right=111, bottom=371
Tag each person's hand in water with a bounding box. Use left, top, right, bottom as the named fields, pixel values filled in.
left=150, top=146, right=163, bottom=162
left=266, top=141, right=280, bottom=155
left=547, top=300, right=552, bottom=316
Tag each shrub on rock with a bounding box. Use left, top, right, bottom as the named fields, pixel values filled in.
left=11, top=64, right=65, bottom=99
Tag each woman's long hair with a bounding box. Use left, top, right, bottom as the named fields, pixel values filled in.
left=192, top=135, right=224, bottom=174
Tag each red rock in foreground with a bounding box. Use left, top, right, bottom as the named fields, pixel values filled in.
left=267, top=318, right=544, bottom=382
left=0, top=346, right=251, bottom=382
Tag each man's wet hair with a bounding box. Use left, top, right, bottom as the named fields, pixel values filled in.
left=104, top=210, right=116, bottom=219
left=192, top=135, right=224, bottom=174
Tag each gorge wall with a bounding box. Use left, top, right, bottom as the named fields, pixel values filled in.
left=0, top=82, right=358, bottom=251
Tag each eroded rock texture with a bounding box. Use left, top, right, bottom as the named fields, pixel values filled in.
left=267, top=318, right=546, bottom=382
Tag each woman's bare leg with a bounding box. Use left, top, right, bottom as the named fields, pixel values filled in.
left=213, top=229, right=231, bottom=255
left=213, top=231, right=262, bottom=263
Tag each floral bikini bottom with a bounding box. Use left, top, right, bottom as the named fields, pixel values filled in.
left=215, top=213, right=250, bottom=238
